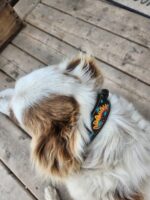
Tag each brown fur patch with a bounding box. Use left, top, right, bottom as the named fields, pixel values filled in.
left=67, top=57, right=81, bottom=72
left=132, top=195, right=143, bottom=200
left=66, top=55, right=103, bottom=86
left=115, top=190, right=143, bottom=200
left=83, top=58, right=100, bottom=78
left=23, top=95, right=81, bottom=178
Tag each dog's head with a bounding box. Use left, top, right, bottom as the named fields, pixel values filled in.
left=10, top=54, right=103, bottom=179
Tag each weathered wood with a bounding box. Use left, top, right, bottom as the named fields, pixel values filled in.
left=12, top=31, right=73, bottom=65
left=0, top=70, right=15, bottom=90
left=26, top=4, right=150, bottom=85
left=0, top=114, right=46, bottom=200
left=0, top=0, right=22, bottom=51
left=0, top=161, right=35, bottom=200
left=108, top=0, right=150, bottom=18
left=14, top=0, right=40, bottom=19
left=0, top=54, right=26, bottom=79
left=12, top=25, right=150, bottom=99
left=1, top=44, right=44, bottom=76
left=42, top=0, right=150, bottom=48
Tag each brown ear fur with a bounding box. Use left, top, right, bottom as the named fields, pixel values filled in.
left=67, top=54, right=103, bottom=86
left=115, top=190, right=143, bottom=200
left=24, top=95, right=81, bottom=178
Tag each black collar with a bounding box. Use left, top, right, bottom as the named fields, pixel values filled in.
left=86, top=89, right=111, bottom=141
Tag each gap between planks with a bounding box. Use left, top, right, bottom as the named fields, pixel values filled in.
left=25, top=3, right=150, bottom=85
left=10, top=24, right=150, bottom=101
left=14, top=0, right=40, bottom=19
left=0, top=160, right=36, bottom=200
left=41, top=0, right=150, bottom=49
left=26, top=20, right=150, bottom=88
left=41, top=2, right=149, bottom=50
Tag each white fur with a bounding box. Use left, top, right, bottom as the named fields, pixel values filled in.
left=44, top=186, right=60, bottom=200
left=66, top=95, right=150, bottom=200
left=0, top=88, right=14, bottom=115
left=0, top=55, right=150, bottom=200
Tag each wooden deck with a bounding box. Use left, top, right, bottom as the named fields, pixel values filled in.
left=0, top=0, right=150, bottom=199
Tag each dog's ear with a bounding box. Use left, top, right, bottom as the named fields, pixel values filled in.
left=66, top=54, right=103, bottom=87
left=23, top=95, right=82, bottom=178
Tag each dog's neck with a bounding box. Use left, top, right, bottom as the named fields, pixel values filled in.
left=77, top=88, right=111, bottom=144
left=85, top=89, right=111, bottom=142
left=87, top=89, right=110, bottom=141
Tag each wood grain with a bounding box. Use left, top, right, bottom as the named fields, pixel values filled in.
left=0, top=114, right=46, bottom=200
left=0, top=70, right=15, bottom=90
left=0, top=161, right=35, bottom=200
left=14, top=0, right=40, bottom=19
left=42, top=0, right=150, bottom=48
left=0, top=44, right=44, bottom=77
left=26, top=3, right=150, bottom=85
left=0, top=54, right=26, bottom=79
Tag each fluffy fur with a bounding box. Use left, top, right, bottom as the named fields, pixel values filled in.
left=0, top=54, right=150, bottom=200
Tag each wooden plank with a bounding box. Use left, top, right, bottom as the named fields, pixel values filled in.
left=0, top=161, right=34, bottom=200
left=14, top=0, right=40, bottom=19
left=0, top=70, right=15, bottom=89
left=12, top=30, right=74, bottom=65
left=0, top=114, right=46, bottom=200
left=26, top=3, right=150, bottom=85
left=42, top=0, right=150, bottom=49
left=0, top=54, right=26, bottom=79
left=0, top=1, right=22, bottom=51
left=12, top=25, right=150, bottom=100
left=0, top=117, right=70, bottom=200
left=0, top=44, right=44, bottom=78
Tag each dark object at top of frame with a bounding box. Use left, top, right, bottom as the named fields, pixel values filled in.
left=8, top=0, right=19, bottom=7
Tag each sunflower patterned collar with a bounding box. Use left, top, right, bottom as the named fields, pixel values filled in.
left=86, top=89, right=111, bottom=141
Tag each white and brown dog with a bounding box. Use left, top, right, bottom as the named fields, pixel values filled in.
left=0, top=54, right=150, bottom=200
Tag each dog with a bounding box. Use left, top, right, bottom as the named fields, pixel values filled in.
left=0, top=54, right=150, bottom=200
